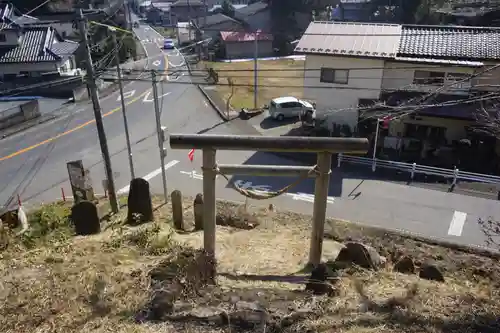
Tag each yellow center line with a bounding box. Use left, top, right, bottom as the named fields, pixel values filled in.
left=0, top=90, right=149, bottom=162
left=0, top=45, right=169, bottom=163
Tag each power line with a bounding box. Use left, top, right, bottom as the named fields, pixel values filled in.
left=1, top=0, right=53, bottom=33
left=106, top=64, right=496, bottom=73
left=98, top=75, right=500, bottom=92
left=161, top=24, right=500, bottom=36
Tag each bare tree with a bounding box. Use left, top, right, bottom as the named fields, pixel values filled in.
left=226, top=77, right=235, bottom=119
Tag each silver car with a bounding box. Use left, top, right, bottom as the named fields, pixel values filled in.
left=269, top=96, right=316, bottom=122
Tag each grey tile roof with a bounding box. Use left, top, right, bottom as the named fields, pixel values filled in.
left=200, top=13, right=241, bottom=27
left=234, top=1, right=268, bottom=18
left=0, top=27, right=78, bottom=64
left=399, top=25, right=500, bottom=61
left=295, top=21, right=401, bottom=58
left=171, top=0, right=204, bottom=6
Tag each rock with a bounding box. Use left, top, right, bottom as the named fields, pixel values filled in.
left=231, top=301, right=267, bottom=329
left=394, top=255, right=415, bottom=274
left=419, top=261, right=445, bottom=282
left=305, top=263, right=336, bottom=295
left=71, top=200, right=100, bottom=235
left=127, top=178, right=153, bottom=225
left=335, top=242, right=383, bottom=270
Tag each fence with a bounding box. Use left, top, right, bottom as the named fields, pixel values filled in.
left=337, top=153, right=500, bottom=186
left=170, top=134, right=369, bottom=266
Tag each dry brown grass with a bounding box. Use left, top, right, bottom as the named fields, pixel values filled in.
left=203, top=59, right=305, bottom=109
left=1, top=196, right=500, bottom=333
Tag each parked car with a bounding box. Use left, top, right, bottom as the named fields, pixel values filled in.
left=269, top=96, right=316, bottom=124
left=163, top=38, right=175, bottom=50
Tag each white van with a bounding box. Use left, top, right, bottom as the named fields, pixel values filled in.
left=269, top=96, right=316, bottom=122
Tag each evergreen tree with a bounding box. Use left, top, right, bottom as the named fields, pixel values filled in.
left=221, top=0, right=235, bottom=17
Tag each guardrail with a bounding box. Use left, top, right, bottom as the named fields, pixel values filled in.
left=337, top=153, right=500, bottom=186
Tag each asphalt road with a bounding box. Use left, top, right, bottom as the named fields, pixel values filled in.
left=0, top=23, right=227, bottom=210
left=1, top=22, right=499, bottom=255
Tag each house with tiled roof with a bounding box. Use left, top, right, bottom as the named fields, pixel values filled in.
left=0, top=3, right=81, bottom=81
left=295, top=21, right=500, bottom=160
left=0, top=25, right=81, bottom=79
left=219, top=30, right=273, bottom=59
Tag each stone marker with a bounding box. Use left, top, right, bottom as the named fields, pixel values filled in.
left=171, top=190, right=184, bottom=230
left=127, top=178, right=153, bottom=225
left=71, top=200, right=100, bottom=235
left=193, top=193, right=203, bottom=230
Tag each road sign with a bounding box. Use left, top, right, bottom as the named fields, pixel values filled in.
left=188, top=149, right=194, bottom=162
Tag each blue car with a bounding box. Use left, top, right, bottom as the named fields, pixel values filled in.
left=163, top=38, right=174, bottom=50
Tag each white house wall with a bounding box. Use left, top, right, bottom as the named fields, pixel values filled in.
left=382, top=61, right=474, bottom=95
left=0, top=31, right=20, bottom=46
left=472, top=62, right=500, bottom=92
left=304, top=54, right=384, bottom=130
left=0, top=62, right=59, bottom=75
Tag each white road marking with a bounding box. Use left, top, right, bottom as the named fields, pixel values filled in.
left=143, top=91, right=171, bottom=102
left=447, top=211, right=467, bottom=236
left=286, top=192, right=335, bottom=204
left=152, top=60, right=161, bottom=66
left=180, top=170, right=219, bottom=179
left=167, top=72, right=184, bottom=82
left=117, top=160, right=180, bottom=194
left=233, top=180, right=271, bottom=193
left=117, top=89, right=135, bottom=101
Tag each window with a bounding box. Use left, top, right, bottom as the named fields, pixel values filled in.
left=320, top=68, right=349, bottom=84
left=413, top=71, right=445, bottom=85
left=281, top=102, right=301, bottom=108
left=0, top=33, right=5, bottom=42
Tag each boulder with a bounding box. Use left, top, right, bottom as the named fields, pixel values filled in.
left=419, top=261, right=445, bottom=282
left=335, top=242, right=383, bottom=270
left=394, top=255, right=415, bottom=274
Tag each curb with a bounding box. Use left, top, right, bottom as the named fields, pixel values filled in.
left=0, top=114, right=58, bottom=140
left=186, top=59, right=232, bottom=122
left=326, top=216, right=500, bottom=260
left=196, top=85, right=230, bottom=122
left=214, top=196, right=500, bottom=260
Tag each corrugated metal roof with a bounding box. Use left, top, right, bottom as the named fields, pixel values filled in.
left=220, top=30, right=272, bottom=42
left=294, top=21, right=401, bottom=58
left=0, top=27, right=78, bottom=64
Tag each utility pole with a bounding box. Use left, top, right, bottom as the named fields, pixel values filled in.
left=188, top=0, right=192, bottom=46
left=253, top=30, right=258, bottom=109
left=111, top=28, right=135, bottom=180
left=78, top=9, right=119, bottom=213
left=151, top=70, right=168, bottom=202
